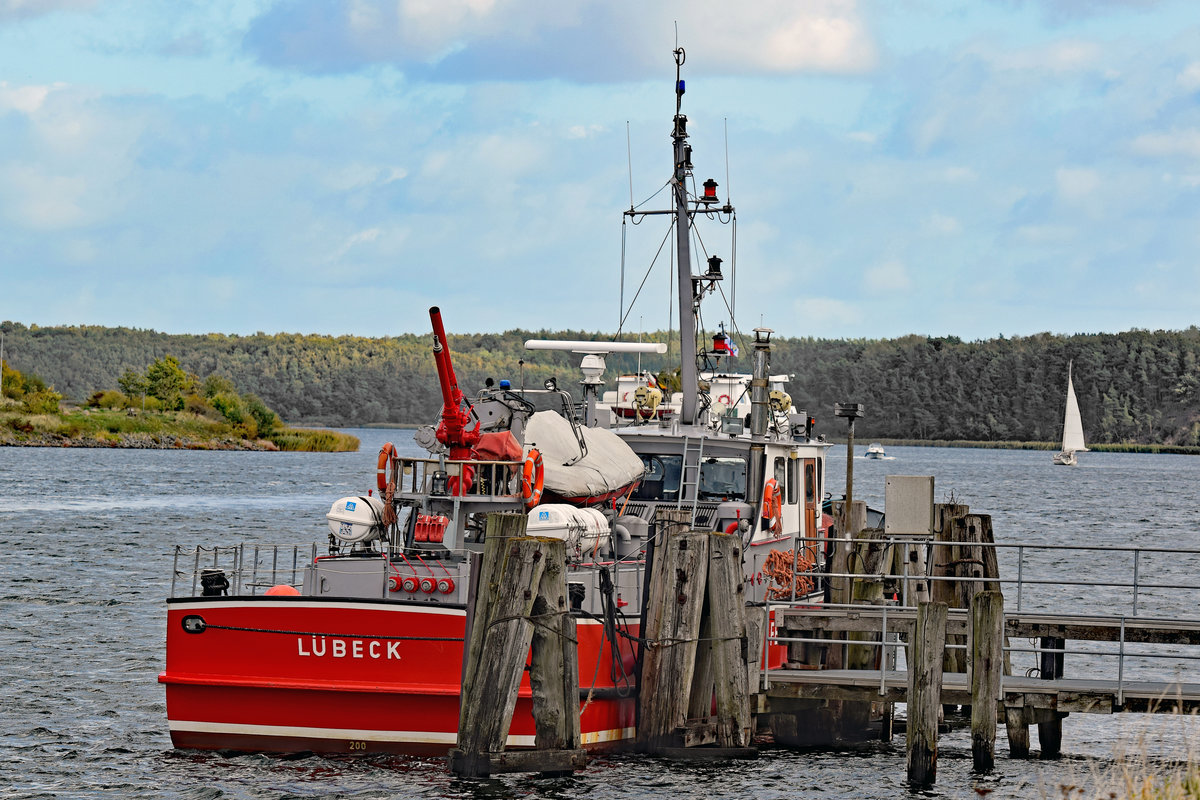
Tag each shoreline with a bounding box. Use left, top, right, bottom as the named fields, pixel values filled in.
left=0, top=407, right=359, bottom=452
left=828, top=438, right=1200, bottom=456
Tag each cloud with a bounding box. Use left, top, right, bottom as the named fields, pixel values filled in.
left=864, top=260, right=911, bottom=293
left=0, top=81, right=55, bottom=113
left=243, top=0, right=876, bottom=80
left=1055, top=167, right=1100, bottom=201
left=925, top=213, right=961, bottom=235
left=969, top=39, right=1103, bottom=74
left=1131, top=129, right=1200, bottom=158
left=0, top=0, right=94, bottom=23
left=794, top=296, right=856, bottom=328
left=1179, top=62, right=1200, bottom=92
left=990, top=0, right=1164, bottom=24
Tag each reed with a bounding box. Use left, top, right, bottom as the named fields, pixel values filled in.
left=266, top=428, right=360, bottom=452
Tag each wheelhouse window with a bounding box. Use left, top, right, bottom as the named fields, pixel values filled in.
left=698, top=457, right=747, bottom=501
left=633, top=454, right=682, bottom=501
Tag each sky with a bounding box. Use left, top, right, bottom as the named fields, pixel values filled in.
left=1, top=0, right=1199, bottom=342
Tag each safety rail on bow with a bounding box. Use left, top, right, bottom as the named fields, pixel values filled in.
left=391, top=456, right=524, bottom=502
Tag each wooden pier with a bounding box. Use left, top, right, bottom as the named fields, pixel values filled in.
left=448, top=497, right=1200, bottom=787
left=768, top=601, right=1200, bottom=778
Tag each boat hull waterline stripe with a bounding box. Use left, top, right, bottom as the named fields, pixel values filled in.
left=169, top=719, right=635, bottom=747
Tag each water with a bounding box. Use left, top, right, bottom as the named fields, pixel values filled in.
left=2, top=435, right=1199, bottom=799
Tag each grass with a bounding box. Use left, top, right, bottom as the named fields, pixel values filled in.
left=0, top=407, right=359, bottom=452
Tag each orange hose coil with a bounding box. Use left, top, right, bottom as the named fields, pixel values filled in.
left=762, top=548, right=815, bottom=600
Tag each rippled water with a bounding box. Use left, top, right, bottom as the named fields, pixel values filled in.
left=3, top=433, right=1199, bottom=799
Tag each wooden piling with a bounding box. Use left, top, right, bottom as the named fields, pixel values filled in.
left=706, top=532, right=752, bottom=748
left=907, top=601, right=947, bottom=786
left=449, top=513, right=586, bottom=777
left=970, top=590, right=1003, bottom=771
left=638, top=509, right=709, bottom=753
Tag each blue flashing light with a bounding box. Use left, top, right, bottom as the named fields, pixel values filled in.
left=677, top=79, right=685, bottom=94
left=499, top=379, right=511, bottom=389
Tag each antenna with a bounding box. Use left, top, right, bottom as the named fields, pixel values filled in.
left=724, top=117, right=736, bottom=322
left=626, top=121, right=634, bottom=209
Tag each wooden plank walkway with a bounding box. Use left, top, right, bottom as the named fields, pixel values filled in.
left=764, top=668, right=1200, bottom=714
left=768, top=605, right=1200, bottom=715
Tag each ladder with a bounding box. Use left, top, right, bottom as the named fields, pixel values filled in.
left=676, top=435, right=706, bottom=526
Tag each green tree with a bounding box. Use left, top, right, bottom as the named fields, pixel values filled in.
left=243, top=393, right=280, bottom=437
left=117, top=369, right=147, bottom=399
left=146, top=356, right=187, bottom=410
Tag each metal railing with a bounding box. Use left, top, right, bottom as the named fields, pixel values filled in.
left=392, top=456, right=523, bottom=500
left=170, top=543, right=316, bottom=598
left=762, top=535, right=1200, bottom=701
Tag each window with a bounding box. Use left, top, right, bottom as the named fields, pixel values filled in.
left=787, top=457, right=799, bottom=505
left=633, top=454, right=682, bottom=500
left=698, top=457, right=747, bottom=500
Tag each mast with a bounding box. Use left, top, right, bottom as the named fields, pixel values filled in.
left=672, top=48, right=699, bottom=426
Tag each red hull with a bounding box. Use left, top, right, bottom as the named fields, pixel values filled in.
left=160, top=597, right=638, bottom=755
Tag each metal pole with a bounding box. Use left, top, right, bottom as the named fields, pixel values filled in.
left=845, top=417, right=856, bottom=542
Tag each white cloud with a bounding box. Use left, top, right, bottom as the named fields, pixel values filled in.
left=926, top=213, right=961, bottom=235
left=1177, top=62, right=1200, bottom=92
left=245, top=0, right=877, bottom=78
left=567, top=124, right=604, bottom=140
left=0, top=81, right=57, bottom=114
left=1132, top=129, right=1200, bottom=158
left=1055, top=167, right=1100, bottom=201
left=0, top=0, right=94, bottom=22
left=941, top=167, right=978, bottom=183
left=794, top=296, right=855, bottom=326
left=970, top=39, right=1102, bottom=74
left=864, top=260, right=911, bottom=293
left=1015, top=224, right=1076, bottom=243
left=0, top=164, right=89, bottom=229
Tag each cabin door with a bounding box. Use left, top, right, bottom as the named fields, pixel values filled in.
left=803, top=459, right=819, bottom=561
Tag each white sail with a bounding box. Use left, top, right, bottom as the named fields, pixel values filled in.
left=1061, top=364, right=1088, bottom=454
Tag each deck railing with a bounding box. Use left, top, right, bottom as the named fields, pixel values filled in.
left=392, top=456, right=523, bottom=501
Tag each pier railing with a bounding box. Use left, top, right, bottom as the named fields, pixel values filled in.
left=767, top=535, right=1200, bottom=694
left=801, top=534, right=1200, bottom=619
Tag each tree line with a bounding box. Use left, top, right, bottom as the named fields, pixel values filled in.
left=3, top=320, right=1199, bottom=446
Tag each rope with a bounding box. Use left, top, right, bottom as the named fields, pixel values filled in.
left=762, top=547, right=815, bottom=600
left=200, top=623, right=461, bottom=642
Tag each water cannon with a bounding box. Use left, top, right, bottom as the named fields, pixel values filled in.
left=429, top=306, right=480, bottom=493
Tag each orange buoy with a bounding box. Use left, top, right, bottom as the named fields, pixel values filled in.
left=520, top=448, right=545, bottom=509
left=377, top=441, right=397, bottom=492
left=762, top=478, right=782, bottom=534
left=264, top=584, right=300, bottom=596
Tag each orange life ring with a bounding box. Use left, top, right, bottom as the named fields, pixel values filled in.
left=377, top=442, right=397, bottom=492
left=761, top=478, right=782, bottom=534
left=521, top=448, right=544, bottom=508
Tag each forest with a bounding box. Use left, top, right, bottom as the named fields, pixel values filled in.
left=3, top=320, right=1200, bottom=446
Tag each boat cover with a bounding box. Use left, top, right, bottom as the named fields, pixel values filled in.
left=523, top=411, right=644, bottom=503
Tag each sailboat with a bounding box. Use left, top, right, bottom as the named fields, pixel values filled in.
left=1052, top=361, right=1088, bottom=466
